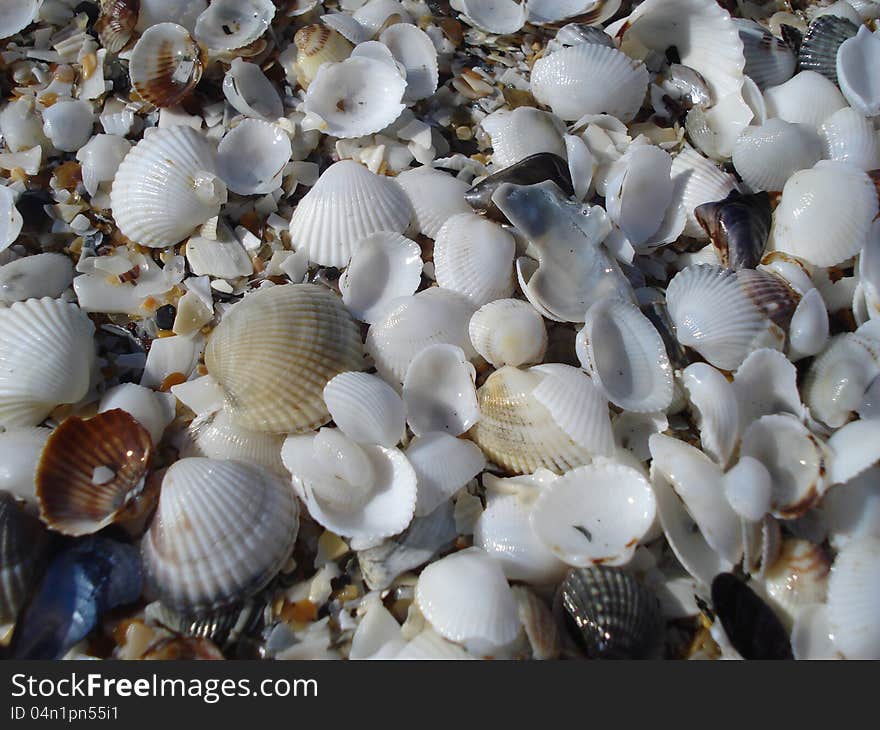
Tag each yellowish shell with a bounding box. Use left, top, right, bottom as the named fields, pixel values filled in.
left=293, top=24, right=353, bottom=89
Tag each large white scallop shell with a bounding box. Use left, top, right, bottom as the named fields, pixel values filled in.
left=289, top=160, right=413, bottom=268
left=468, top=299, right=547, bottom=369
left=216, top=119, right=291, bottom=196
left=395, top=166, right=471, bottom=239
left=819, top=106, right=880, bottom=171
left=193, top=0, right=274, bottom=51
left=763, top=71, right=848, bottom=129
left=836, top=25, right=880, bottom=117
left=110, top=125, right=227, bottom=248
left=379, top=23, right=438, bottom=101
left=406, top=431, right=486, bottom=517
left=403, top=344, right=479, bottom=437
left=142, top=457, right=299, bottom=613
left=682, top=363, right=739, bottom=469
left=732, top=119, right=824, bottom=193
left=480, top=107, right=566, bottom=170
left=827, top=536, right=880, bottom=659
left=323, top=371, right=405, bottom=448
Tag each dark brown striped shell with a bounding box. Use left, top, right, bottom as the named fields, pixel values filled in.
left=95, top=0, right=140, bottom=54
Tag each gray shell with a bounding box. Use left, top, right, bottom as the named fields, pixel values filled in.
left=736, top=19, right=796, bottom=90
left=0, top=492, right=50, bottom=624
left=798, top=15, right=859, bottom=86
left=695, top=190, right=772, bottom=270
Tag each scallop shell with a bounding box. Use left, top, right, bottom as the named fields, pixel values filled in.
left=682, top=363, right=739, bottom=469
left=323, top=371, right=405, bottom=448
left=292, top=24, right=354, bottom=89
left=735, top=19, right=796, bottom=90
left=406, top=432, right=485, bottom=517
left=825, top=418, right=880, bottom=487
left=288, top=160, right=412, bottom=268
left=395, top=166, right=471, bottom=239
left=0, top=492, right=50, bottom=625
left=415, top=547, right=521, bottom=655
left=221, top=59, right=283, bottom=120
left=455, top=0, right=527, bottom=35
left=468, top=299, right=547, bottom=369
left=183, top=408, right=285, bottom=474
left=216, top=119, right=291, bottom=196
left=379, top=23, right=438, bottom=101
left=768, top=160, right=878, bottom=268
left=433, top=213, right=515, bottom=308
left=530, top=43, right=649, bottom=123
left=41, top=99, right=94, bottom=153
left=480, top=107, right=567, bottom=171
left=403, top=344, right=479, bottom=437
left=0, top=428, right=49, bottom=504
left=819, top=106, right=880, bottom=171
left=798, top=14, right=858, bottom=86
left=95, top=0, right=140, bottom=53
left=822, top=466, right=880, bottom=549
left=0, top=0, right=41, bottom=40
left=670, top=145, right=739, bottom=239
left=732, top=119, right=824, bottom=193
left=193, top=0, right=274, bottom=51
left=837, top=24, right=880, bottom=117
left=142, top=457, right=299, bottom=614
left=762, top=71, right=847, bottom=130
left=576, top=297, right=673, bottom=413
left=129, top=23, right=204, bottom=108
left=733, top=347, right=804, bottom=428
left=0, top=297, right=95, bottom=429
left=204, top=284, right=364, bottom=434
left=827, top=536, right=880, bottom=659
left=352, top=0, right=413, bottom=37
left=110, top=125, right=227, bottom=248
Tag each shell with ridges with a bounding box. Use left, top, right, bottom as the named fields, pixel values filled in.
left=827, top=536, right=880, bottom=659
left=323, top=372, right=405, bottom=448
left=836, top=24, right=880, bottom=117
left=379, top=23, right=438, bottom=102
left=468, top=299, right=547, bottom=369
left=291, top=24, right=353, bottom=89
left=819, top=106, right=880, bottom=171
left=396, top=166, right=471, bottom=239
left=95, top=0, right=140, bottom=53
left=735, top=19, right=796, bottom=90
left=129, top=23, right=204, bottom=108
left=732, top=119, right=823, bottom=193
left=193, top=0, right=275, bottom=52
left=406, top=432, right=485, bottom=518
left=798, top=15, right=858, bottom=86
left=762, top=71, right=847, bottom=130
left=182, top=408, right=285, bottom=475
left=670, top=145, right=739, bottom=239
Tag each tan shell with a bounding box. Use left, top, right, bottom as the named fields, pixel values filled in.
left=761, top=538, right=831, bottom=626
left=293, top=24, right=353, bottom=89
left=95, top=0, right=140, bottom=53
left=205, top=284, right=364, bottom=434
left=129, top=23, right=205, bottom=108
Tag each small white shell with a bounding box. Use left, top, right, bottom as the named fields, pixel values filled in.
left=826, top=419, right=880, bottom=487
left=182, top=408, right=284, bottom=475
left=480, top=107, right=566, bottom=170
left=791, top=604, right=840, bottom=660
left=290, top=24, right=354, bottom=89
left=193, top=0, right=274, bottom=51
left=827, top=536, right=880, bottom=659
left=403, top=344, right=479, bottom=437
left=76, top=134, right=131, bottom=197
left=456, top=0, right=527, bottom=35
left=136, top=0, right=206, bottom=33
left=735, top=18, right=796, bottom=90
left=605, top=144, right=674, bottom=246
left=41, top=99, right=95, bottom=153
left=352, top=0, right=413, bottom=38
left=406, top=431, right=486, bottom=517
left=0, top=186, right=22, bottom=253
left=217, top=119, right=291, bottom=195
left=468, top=299, right=547, bottom=369
left=760, top=538, right=830, bottom=626
left=836, top=25, right=880, bottom=117
left=222, top=59, right=283, bottom=120
left=323, top=372, right=405, bottom=448
left=722, top=456, right=772, bottom=522
left=415, top=546, right=521, bottom=655
left=822, top=467, right=880, bottom=549
left=379, top=24, right=438, bottom=101
left=819, top=106, right=880, bottom=171
left=682, top=363, right=739, bottom=468
left=669, top=145, right=739, bottom=239
left=763, top=71, right=848, bottom=129
left=0, top=253, right=73, bottom=304
left=527, top=0, right=621, bottom=26
left=733, top=347, right=804, bottom=428
left=0, top=427, right=50, bottom=503
left=185, top=222, right=253, bottom=279
left=99, top=383, right=174, bottom=446
left=289, top=160, right=412, bottom=268
left=788, top=287, right=830, bottom=361
left=732, top=119, right=823, bottom=193
left=0, top=0, right=40, bottom=39
left=395, top=166, right=471, bottom=239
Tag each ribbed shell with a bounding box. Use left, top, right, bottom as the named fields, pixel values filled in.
left=736, top=19, right=796, bottom=90
left=142, top=457, right=299, bottom=614
left=0, top=492, right=50, bottom=624
left=670, top=145, right=739, bottom=238
left=732, top=119, right=823, bottom=193
left=193, top=0, right=274, bottom=51
left=468, top=299, right=547, bottom=369
left=288, top=160, right=413, bottom=268
left=110, top=125, right=226, bottom=248
left=711, top=572, right=793, bottom=659
left=763, top=71, right=847, bottom=130
left=323, top=371, right=405, bottom=448
left=695, top=190, right=771, bottom=269
left=129, top=22, right=204, bottom=108
left=798, top=15, right=858, bottom=85
left=292, top=24, right=353, bottom=88
left=819, top=107, right=880, bottom=171
left=183, top=408, right=285, bottom=474
left=406, top=432, right=486, bottom=517
left=396, top=166, right=471, bottom=239
left=205, top=284, right=364, bottom=434
left=95, top=0, right=140, bottom=53
left=555, top=567, right=663, bottom=659
left=827, top=537, right=880, bottom=660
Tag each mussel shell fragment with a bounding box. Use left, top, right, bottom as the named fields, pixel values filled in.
left=0, top=492, right=51, bottom=625
left=695, top=190, right=772, bottom=270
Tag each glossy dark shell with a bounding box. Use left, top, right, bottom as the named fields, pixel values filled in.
left=555, top=566, right=664, bottom=659
left=695, top=190, right=772, bottom=270
left=711, top=572, right=793, bottom=660
left=798, top=15, right=858, bottom=86
left=0, top=493, right=51, bottom=624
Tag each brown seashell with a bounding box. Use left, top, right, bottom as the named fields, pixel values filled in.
left=128, top=23, right=204, bottom=109
left=292, top=24, right=353, bottom=89
left=36, top=409, right=154, bottom=536
left=95, top=0, right=140, bottom=54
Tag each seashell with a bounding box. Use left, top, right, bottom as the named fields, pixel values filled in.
left=379, top=23, right=438, bottom=102
left=352, top=0, right=413, bottom=37
left=760, top=539, right=830, bottom=627
left=735, top=19, right=796, bottom=91
left=129, top=23, right=204, bottom=108
left=185, top=221, right=253, bottom=279
left=0, top=297, right=95, bottom=430
left=222, top=59, right=283, bottom=120
left=564, top=133, right=594, bottom=202
left=143, top=457, right=298, bottom=614
left=555, top=566, right=663, bottom=660
left=548, top=24, right=616, bottom=56
left=788, top=287, right=829, bottom=361
left=826, top=536, right=880, bottom=659
left=183, top=408, right=284, bottom=475
left=35, top=410, right=154, bottom=537
left=577, top=297, right=673, bottom=413
left=433, top=213, right=515, bottom=307
left=684, top=90, right=754, bottom=162
left=76, top=134, right=131, bottom=198
left=822, top=467, right=880, bottom=549
left=454, top=0, right=527, bottom=35
left=320, top=12, right=369, bottom=46
left=808, top=0, right=864, bottom=25
left=205, top=284, right=363, bottom=434
left=110, top=125, right=227, bottom=248
left=530, top=43, right=649, bottom=123
left=769, top=160, right=878, bottom=268
left=695, top=190, right=771, bottom=270
left=763, top=71, right=847, bottom=130
left=0, top=0, right=41, bottom=40
left=415, top=547, right=521, bottom=655
left=289, top=160, right=412, bottom=268
left=470, top=366, right=594, bottom=476
left=798, top=15, right=858, bottom=86
left=0, top=428, right=50, bottom=503
left=819, top=106, right=880, bottom=171
left=732, top=119, right=823, bottom=194
left=711, top=572, right=793, bottom=659
left=193, top=0, right=274, bottom=51
left=511, top=585, right=561, bottom=660
left=323, top=372, right=405, bottom=448
left=0, top=186, right=22, bottom=253
left=791, top=604, right=841, bottom=660
left=41, top=99, right=95, bottom=153
left=669, top=145, right=739, bottom=239
left=742, top=514, right=782, bottom=580
left=825, top=419, right=880, bottom=486
left=217, top=119, right=291, bottom=195
left=0, top=492, right=50, bottom=624
left=531, top=462, right=656, bottom=568
left=527, top=0, right=621, bottom=27
left=468, top=299, right=547, bottom=369
left=303, top=56, right=406, bottom=139
left=612, top=411, right=667, bottom=463
left=135, top=0, right=206, bottom=33
left=480, top=108, right=567, bottom=171
left=723, top=456, right=772, bottom=522
left=837, top=25, right=880, bottom=117
left=396, top=166, right=471, bottom=239
left=740, top=414, right=828, bottom=519
left=682, top=363, right=739, bottom=468
left=406, top=432, right=485, bottom=517
left=291, top=24, right=353, bottom=90
left=365, top=287, right=476, bottom=386
left=95, top=0, right=140, bottom=53
left=733, top=347, right=804, bottom=428
left=403, top=344, right=479, bottom=437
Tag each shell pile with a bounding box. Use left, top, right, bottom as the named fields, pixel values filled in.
left=1, top=0, right=880, bottom=661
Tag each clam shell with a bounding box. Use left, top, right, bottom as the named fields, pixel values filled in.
left=822, top=466, right=880, bottom=549
left=791, top=604, right=840, bottom=660
left=183, top=408, right=284, bottom=475
left=0, top=186, right=22, bottom=254
left=142, top=457, right=299, bottom=614
left=733, top=117, right=826, bottom=193
left=222, top=58, right=283, bottom=120
left=760, top=539, right=830, bottom=627
left=468, top=299, right=547, bottom=369
left=465, top=153, right=574, bottom=218
left=292, top=24, right=354, bottom=89
left=531, top=43, right=649, bottom=123
left=788, top=287, right=829, bottom=361
left=379, top=23, right=438, bottom=101
left=605, top=145, right=674, bottom=247
left=289, top=160, right=413, bottom=268
left=456, top=0, right=526, bottom=35
left=763, top=71, right=847, bottom=130
left=0, top=297, right=95, bottom=429
left=323, top=371, right=405, bottom=448
left=837, top=24, right=880, bottom=117
left=76, top=134, right=131, bottom=197
left=352, top=0, right=413, bottom=37
left=527, top=0, right=621, bottom=27
left=216, top=119, right=291, bottom=195
left=0, top=428, right=50, bottom=503
left=0, top=0, right=41, bottom=40
left=36, top=410, right=154, bottom=537
left=403, top=344, right=479, bottom=437
left=819, top=106, right=880, bottom=171
left=185, top=222, right=253, bottom=279
left=682, top=363, right=739, bottom=468
left=511, top=585, right=561, bottom=660
left=735, top=19, right=796, bottom=90
left=95, top=0, right=140, bottom=53
left=396, top=166, right=471, bottom=239
left=827, top=536, right=880, bottom=659
left=733, top=347, right=804, bottom=427
left=711, top=572, right=793, bottom=659
left=0, top=492, right=50, bottom=624
left=193, top=0, right=274, bottom=51
left=798, top=14, right=858, bottom=86
left=129, top=23, right=204, bottom=108
left=480, top=107, right=566, bottom=171
left=110, top=125, right=227, bottom=248
left=135, top=0, right=206, bottom=33
left=415, top=547, right=521, bottom=655
left=826, top=419, right=880, bottom=486
left=406, top=432, right=486, bottom=517
left=41, top=100, right=95, bottom=153
left=670, top=145, right=739, bottom=239
left=204, top=283, right=364, bottom=434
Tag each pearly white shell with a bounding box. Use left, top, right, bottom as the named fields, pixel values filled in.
left=406, top=431, right=486, bottom=517
left=395, top=166, right=471, bottom=239
left=827, top=537, right=880, bottom=659
left=682, top=363, right=739, bottom=468
left=468, top=299, right=547, bottom=369
left=403, top=344, right=479, bottom=437
left=732, top=119, right=823, bottom=193
left=323, top=372, right=405, bottom=448
left=216, top=119, right=291, bottom=195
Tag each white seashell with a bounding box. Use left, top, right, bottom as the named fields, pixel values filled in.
left=669, top=145, right=738, bottom=239
left=289, top=160, right=412, bottom=268
left=216, top=119, right=291, bottom=195
left=530, top=461, right=656, bottom=567
left=733, top=347, right=804, bottom=428
left=41, top=99, right=94, bottom=153
left=365, top=287, right=476, bottom=386
left=612, top=411, right=668, bottom=463
left=222, top=59, right=283, bottom=120
left=723, top=456, right=772, bottom=522
left=564, top=134, right=594, bottom=202
left=768, top=160, right=877, bottom=268
left=819, top=107, right=880, bottom=170
left=576, top=297, right=673, bottom=413
left=76, top=134, right=131, bottom=197
left=805, top=333, right=880, bottom=428
left=185, top=222, right=253, bottom=279
left=303, top=56, right=406, bottom=138
left=763, top=71, right=847, bottom=130
left=836, top=25, right=880, bottom=117
left=110, top=125, right=227, bottom=248
left=140, top=334, right=200, bottom=389
left=455, top=0, right=527, bottom=35
left=0, top=0, right=40, bottom=39
left=349, top=40, right=402, bottom=72
left=350, top=598, right=403, bottom=660
left=352, top=0, right=413, bottom=38
left=129, top=23, right=203, bottom=109
left=395, top=166, right=471, bottom=239
left=531, top=43, right=649, bottom=123
left=735, top=19, right=796, bottom=90
left=99, top=383, right=174, bottom=445
left=685, top=91, right=754, bottom=162
left=390, top=627, right=475, bottom=660
left=826, top=419, right=880, bottom=487
left=403, top=344, right=478, bottom=437
left=323, top=372, right=405, bottom=448
left=415, top=547, right=521, bottom=655
left=605, top=145, right=674, bottom=246
left=0, top=253, right=73, bottom=304
left=0, top=98, right=46, bottom=153
left=0, top=298, right=95, bottom=429
left=732, top=119, right=823, bottom=193
left=526, top=0, right=620, bottom=26
left=740, top=414, right=828, bottom=519
left=0, top=186, right=22, bottom=253
left=468, top=299, right=547, bottom=369
left=193, top=0, right=274, bottom=51
left=0, top=427, right=50, bottom=504
left=136, top=0, right=206, bottom=33
left=827, top=536, right=880, bottom=659
left=433, top=213, right=515, bottom=307
left=379, top=24, right=438, bottom=101
left=791, top=604, right=841, bottom=660
left=788, top=287, right=829, bottom=361
left=480, top=107, right=566, bottom=170
left=169, top=374, right=225, bottom=417
left=142, top=457, right=299, bottom=613
left=321, top=12, right=369, bottom=45
left=183, top=408, right=284, bottom=474
left=822, top=467, right=880, bottom=550
left=682, top=363, right=739, bottom=468
left=760, top=538, right=830, bottom=627
left=406, top=432, right=485, bottom=517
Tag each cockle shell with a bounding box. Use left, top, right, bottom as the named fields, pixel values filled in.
left=129, top=23, right=204, bottom=108
left=788, top=288, right=830, bottom=361
left=110, top=125, right=227, bottom=248
left=0, top=492, right=50, bottom=625
left=468, top=299, right=547, bottom=369
left=216, top=119, right=291, bottom=195
left=695, top=190, right=771, bottom=270
left=480, top=107, right=566, bottom=171
left=183, top=408, right=285, bottom=475
left=799, top=15, right=858, bottom=86
left=819, top=106, right=880, bottom=171
left=527, top=0, right=621, bottom=27
left=723, top=456, right=772, bottom=521
left=396, top=166, right=471, bottom=239
left=837, top=25, right=880, bottom=117
left=193, top=0, right=274, bottom=51
left=735, top=19, right=796, bottom=90
left=605, top=145, right=674, bottom=247
left=95, top=0, right=140, bottom=53
left=222, top=59, right=283, bottom=120
left=291, top=24, right=354, bottom=89
left=682, top=363, right=739, bottom=469
left=142, top=457, right=299, bottom=613
left=454, top=0, right=527, bottom=35
left=0, top=428, right=50, bottom=503
left=760, top=539, right=830, bottom=627
left=763, top=71, right=847, bottom=130
left=827, top=536, right=880, bottom=659
left=205, top=284, right=364, bottom=434
left=733, top=347, right=804, bottom=427
left=732, top=119, right=823, bottom=193
left=323, top=372, right=405, bottom=448
left=670, top=145, right=739, bottom=239
left=135, top=0, right=206, bottom=32
left=822, top=467, right=880, bottom=549
left=403, top=344, right=479, bottom=437
left=0, top=186, right=22, bottom=252
left=0, top=0, right=41, bottom=40
left=406, top=432, right=485, bottom=517
left=379, top=23, right=438, bottom=101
